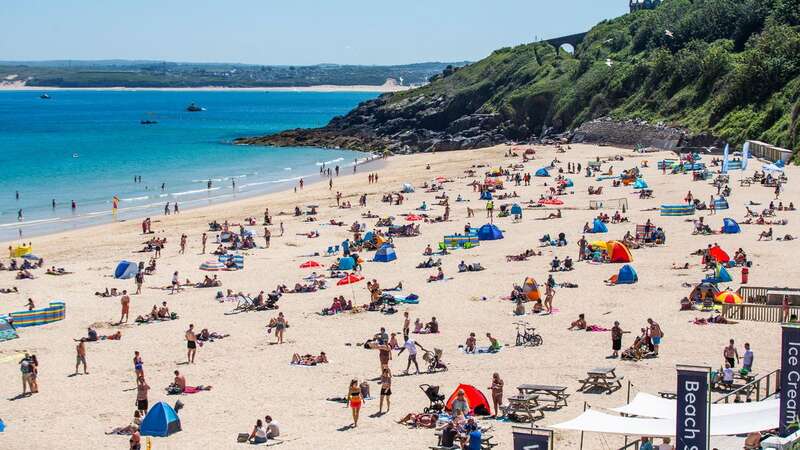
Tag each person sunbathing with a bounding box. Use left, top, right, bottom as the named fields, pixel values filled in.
left=423, top=244, right=433, bottom=256
left=46, top=266, right=70, bottom=275
left=0, top=286, right=18, bottom=294
left=758, top=227, right=773, bottom=241
left=427, top=267, right=444, bottom=283
left=413, top=318, right=424, bottom=333
left=568, top=314, right=587, bottom=331
left=106, top=411, right=142, bottom=435
left=198, top=328, right=229, bottom=341
left=396, top=412, right=439, bottom=428
left=291, top=352, right=328, bottom=365
left=157, top=302, right=170, bottom=319
left=166, top=370, right=211, bottom=394
left=16, top=269, right=34, bottom=279
left=778, top=234, right=796, bottom=241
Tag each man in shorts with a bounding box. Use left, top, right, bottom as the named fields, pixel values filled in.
left=398, top=337, right=427, bottom=375
left=119, top=290, right=130, bottom=323
left=75, top=340, right=88, bottom=375
left=136, top=375, right=150, bottom=415
left=186, top=324, right=197, bottom=364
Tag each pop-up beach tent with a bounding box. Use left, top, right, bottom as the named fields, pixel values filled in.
left=591, top=219, right=608, bottom=233
left=522, top=277, right=541, bottom=301
left=535, top=167, right=550, bottom=177
left=614, top=265, right=638, bottom=284
left=606, top=241, right=633, bottom=263
left=704, top=263, right=733, bottom=284
left=633, top=179, right=648, bottom=189
left=0, top=318, right=18, bottom=342
left=401, top=183, right=414, bottom=193
left=708, top=245, right=730, bottom=263
left=374, top=244, right=397, bottom=262
left=722, top=218, right=741, bottom=234
left=336, top=257, right=356, bottom=271
left=114, top=260, right=138, bottom=279
left=140, top=402, right=181, bottom=437
left=445, top=384, right=492, bottom=416
left=477, top=224, right=503, bottom=241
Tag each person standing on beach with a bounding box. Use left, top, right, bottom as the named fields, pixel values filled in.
left=133, top=351, right=144, bottom=379
left=723, top=339, right=739, bottom=367
left=174, top=202, right=179, bottom=214
left=179, top=234, right=187, bottom=254
left=171, top=271, right=180, bottom=294
left=335, top=166, right=340, bottom=176
left=17, top=209, right=22, bottom=221
left=201, top=232, right=207, bottom=254
left=402, top=311, right=410, bottom=340
left=647, top=318, right=663, bottom=356
left=329, top=178, right=333, bottom=190
left=71, top=200, right=76, bottom=211
left=120, top=290, right=130, bottom=323
left=347, top=379, right=362, bottom=428
left=611, top=321, right=628, bottom=358
left=743, top=343, right=754, bottom=371
left=578, top=235, right=587, bottom=261
left=489, top=373, right=504, bottom=417
left=75, top=340, right=88, bottom=375
left=134, top=270, right=144, bottom=295
left=186, top=324, right=197, bottom=364
left=264, top=228, right=271, bottom=248
left=544, top=283, right=554, bottom=314
left=486, top=200, right=494, bottom=221
left=136, top=375, right=150, bottom=416
left=164, top=202, right=170, bottom=215
left=378, top=368, right=392, bottom=414
left=272, top=312, right=287, bottom=344
left=299, top=178, right=304, bottom=189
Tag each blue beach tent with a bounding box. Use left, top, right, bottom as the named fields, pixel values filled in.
left=563, top=178, right=574, bottom=187
left=616, top=265, right=638, bottom=284
left=510, top=204, right=523, bottom=216
left=535, top=168, right=550, bottom=177
left=479, top=191, right=493, bottom=200
left=703, top=264, right=733, bottom=284
left=722, top=218, right=741, bottom=234
left=114, top=260, right=138, bottom=279
left=477, top=224, right=504, bottom=241
left=374, top=244, right=397, bottom=262
left=337, top=257, right=356, bottom=270
left=141, top=402, right=181, bottom=437
left=591, top=219, right=608, bottom=233
left=633, top=179, right=648, bottom=189
left=0, top=418, right=5, bottom=432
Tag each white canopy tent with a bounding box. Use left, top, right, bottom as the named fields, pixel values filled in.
left=551, top=394, right=779, bottom=438
left=611, top=392, right=779, bottom=419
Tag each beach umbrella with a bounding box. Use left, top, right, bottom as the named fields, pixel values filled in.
left=199, top=260, right=225, bottom=271
left=337, top=273, right=364, bottom=286
left=299, top=261, right=321, bottom=269
left=21, top=254, right=40, bottom=261
left=716, top=291, right=743, bottom=304
left=435, top=176, right=448, bottom=183
left=406, top=214, right=423, bottom=222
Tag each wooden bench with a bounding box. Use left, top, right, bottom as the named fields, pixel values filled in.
left=502, top=394, right=545, bottom=423
left=517, top=384, right=570, bottom=409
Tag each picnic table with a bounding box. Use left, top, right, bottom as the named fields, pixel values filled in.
left=516, top=384, right=569, bottom=409
left=503, top=393, right=545, bottom=423
left=578, top=367, right=623, bottom=394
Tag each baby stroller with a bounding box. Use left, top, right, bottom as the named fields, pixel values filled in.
left=419, top=384, right=445, bottom=414
left=423, top=348, right=448, bottom=373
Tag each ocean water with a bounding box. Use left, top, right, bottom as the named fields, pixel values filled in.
left=0, top=90, right=378, bottom=240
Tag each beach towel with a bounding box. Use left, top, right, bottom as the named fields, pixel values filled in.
left=393, top=294, right=420, bottom=304
left=218, top=254, right=244, bottom=269
left=585, top=325, right=610, bottom=332
left=463, top=346, right=502, bottom=354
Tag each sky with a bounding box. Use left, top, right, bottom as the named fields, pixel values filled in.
left=0, top=0, right=629, bottom=65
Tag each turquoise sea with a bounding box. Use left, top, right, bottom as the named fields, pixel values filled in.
left=0, top=90, right=377, bottom=240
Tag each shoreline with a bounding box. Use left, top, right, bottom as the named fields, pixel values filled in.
left=0, top=155, right=386, bottom=245
left=0, top=82, right=412, bottom=93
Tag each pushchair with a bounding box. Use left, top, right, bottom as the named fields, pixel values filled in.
left=422, top=348, right=448, bottom=373
left=419, top=384, right=445, bottom=414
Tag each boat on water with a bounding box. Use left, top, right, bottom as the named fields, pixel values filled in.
left=140, top=120, right=158, bottom=125
left=186, top=103, right=204, bottom=112
left=40, top=93, right=51, bottom=99
left=72, top=153, right=79, bottom=158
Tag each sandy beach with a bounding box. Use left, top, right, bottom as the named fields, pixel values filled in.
left=0, top=79, right=411, bottom=93
left=0, top=144, right=794, bottom=449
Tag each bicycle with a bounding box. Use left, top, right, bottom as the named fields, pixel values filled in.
left=514, top=322, right=543, bottom=347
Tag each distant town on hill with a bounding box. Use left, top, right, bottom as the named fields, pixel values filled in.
left=0, top=60, right=470, bottom=88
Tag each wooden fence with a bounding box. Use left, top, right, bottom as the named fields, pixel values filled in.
left=722, top=303, right=800, bottom=322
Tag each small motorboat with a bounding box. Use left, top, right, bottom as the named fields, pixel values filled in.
left=40, top=93, right=51, bottom=99
left=186, top=103, right=204, bottom=112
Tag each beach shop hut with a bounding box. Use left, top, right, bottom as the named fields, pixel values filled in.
left=660, top=204, right=695, bottom=216
left=401, top=183, right=415, bottom=193
left=522, top=277, right=541, bottom=301
left=0, top=318, right=18, bottom=341
left=477, top=224, right=503, bottom=241
left=606, top=241, right=633, bottom=263
left=633, top=179, right=648, bottom=190
left=611, top=265, right=638, bottom=285
left=591, top=219, right=608, bottom=234
left=535, top=167, right=550, bottom=177
left=114, top=261, right=138, bottom=279
left=722, top=218, right=741, bottom=234
left=141, top=402, right=181, bottom=437
left=374, top=244, right=397, bottom=262
left=445, top=384, right=492, bottom=416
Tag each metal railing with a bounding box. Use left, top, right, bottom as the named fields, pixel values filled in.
left=714, top=369, right=781, bottom=404
left=738, top=286, right=800, bottom=304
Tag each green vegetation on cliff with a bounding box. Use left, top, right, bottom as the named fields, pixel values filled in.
left=391, top=0, right=800, bottom=154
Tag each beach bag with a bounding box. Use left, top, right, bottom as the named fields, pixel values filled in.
left=236, top=433, right=249, bottom=443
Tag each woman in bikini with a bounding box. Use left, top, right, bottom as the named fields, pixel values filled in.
left=274, top=312, right=287, bottom=344
left=347, top=379, right=362, bottom=427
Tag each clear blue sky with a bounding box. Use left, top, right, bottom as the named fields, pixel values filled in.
left=0, top=0, right=629, bottom=65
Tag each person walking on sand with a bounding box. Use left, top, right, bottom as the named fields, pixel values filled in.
left=120, top=290, right=130, bottom=323
left=75, top=340, right=88, bottom=375
left=398, top=337, right=426, bottom=375
left=272, top=312, right=287, bottom=344
left=179, top=234, right=187, bottom=254
left=299, top=178, right=304, bottom=189
left=186, top=324, right=197, bottom=364
left=544, top=283, right=555, bottom=314
left=378, top=368, right=392, bottom=414
left=489, top=373, right=504, bottom=418
left=171, top=271, right=180, bottom=294
left=264, top=227, right=271, bottom=248
left=201, top=232, right=207, bottom=254
left=135, top=270, right=144, bottom=295
left=347, top=379, right=362, bottom=427
left=133, top=351, right=144, bottom=379
left=611, top=321, right=629, bottom=358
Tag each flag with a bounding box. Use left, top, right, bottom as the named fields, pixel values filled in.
left=721, top=144, right=729, bottom=174
left=742, top=142, right=750, bottom=170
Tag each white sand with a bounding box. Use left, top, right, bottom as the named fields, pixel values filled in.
left=0, top=144, right=794, bottom=449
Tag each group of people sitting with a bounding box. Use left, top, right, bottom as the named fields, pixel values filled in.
left=322, top=295, right=354, bottom=315
left=196, top=275, right=222, bottom=288
left=549, top=256, right=574, bottom=272
left=506, top=249, right=540, bottom=262
left=135, top=302, right=177, bottom=323
left=457, top=261, right=484, bottom=272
